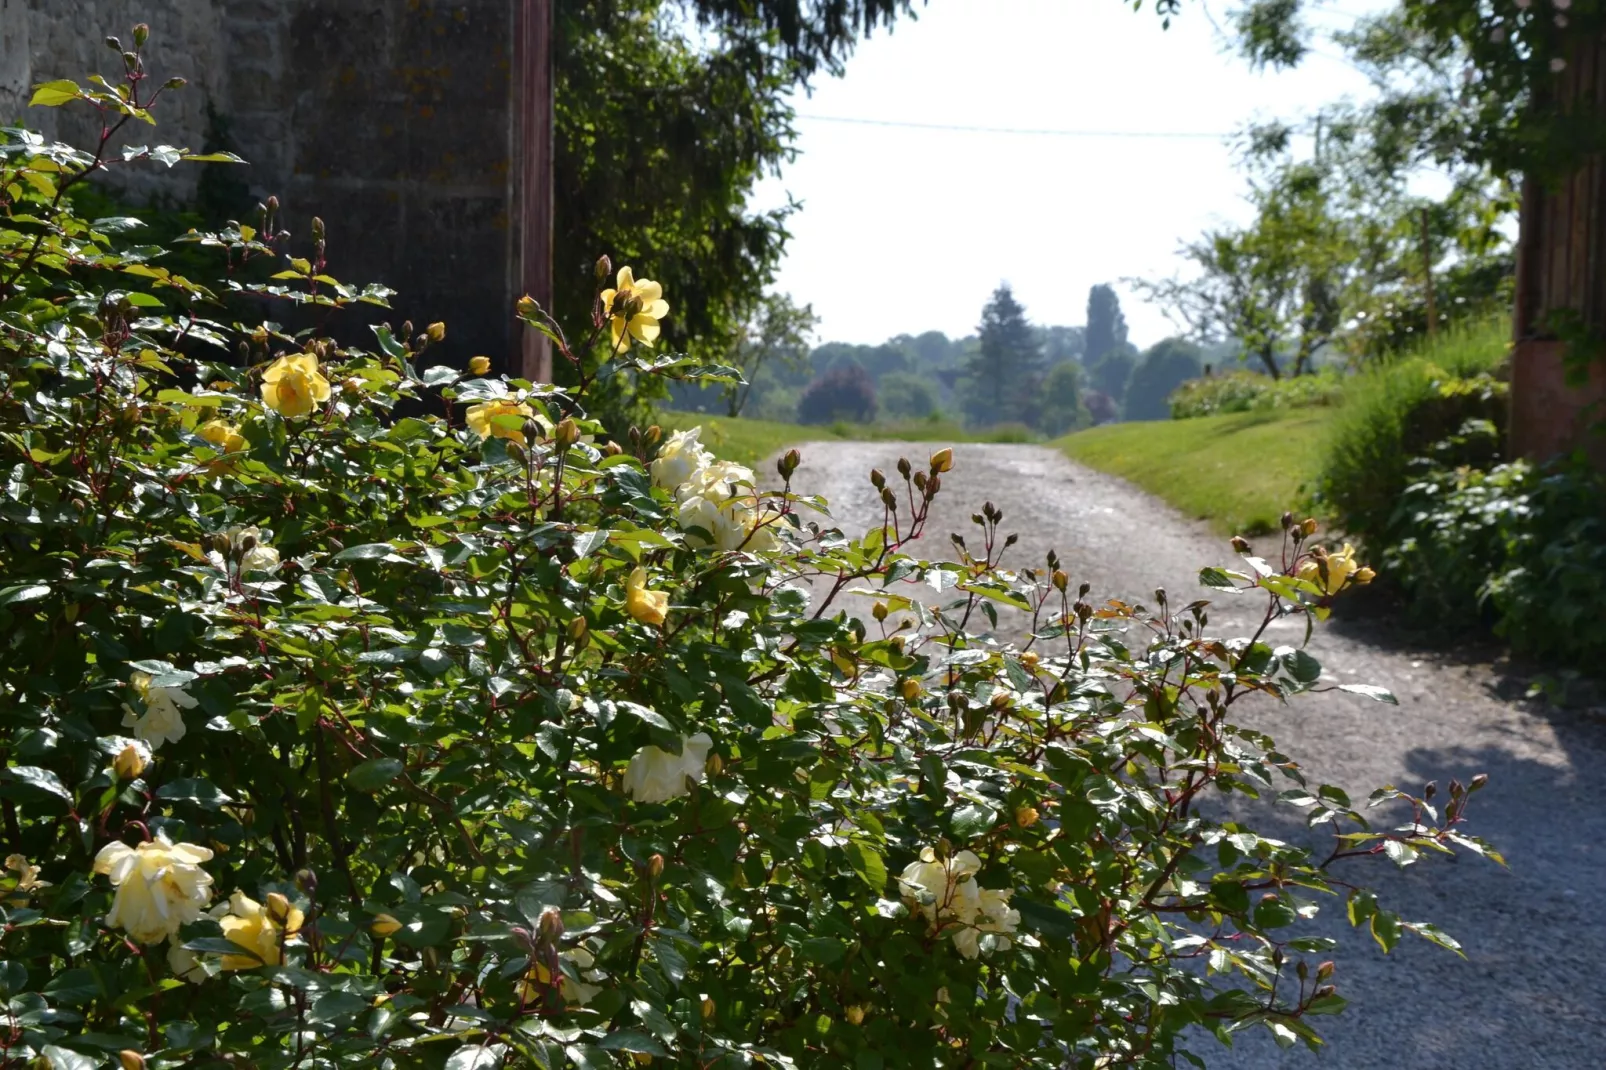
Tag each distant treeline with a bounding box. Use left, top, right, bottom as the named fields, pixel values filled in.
left=668, top=284, right=1237, bottom=432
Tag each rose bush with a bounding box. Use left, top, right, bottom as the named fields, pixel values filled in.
left=0, top=38, right=1499, bottom=1070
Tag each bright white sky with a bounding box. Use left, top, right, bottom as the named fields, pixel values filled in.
left=749, top=0, right=1392, bottom=349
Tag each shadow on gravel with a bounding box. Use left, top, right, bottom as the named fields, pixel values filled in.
left=1205, top=728, right=1606, bottom=1069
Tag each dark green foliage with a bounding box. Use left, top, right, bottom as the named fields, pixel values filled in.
left=1038, top=361, right=1089, bottom=436
left=1124, top=338, right=1203, bottom=421
left=1038, top=324, right=1086, bottom=364
left=798, top=363, right=877, bottom=423
left=554, top=0, right=794, bottom=371
left=965, top=283, right=1043, bottom=428
left=1084, top=283, right=1128, bottom=366
left=878, top=370, right=940, bottom=419
left=1314, top=324, right=1508, bottom=548
left=1387, top=458, right=1606, bottom=666
left=1169, top=367, right=1344, bottom=419
left=1089, top=344, right=1137, bottom=406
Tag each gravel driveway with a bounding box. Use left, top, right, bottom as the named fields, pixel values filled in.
left=782, top=440, right=1606, bottom=1070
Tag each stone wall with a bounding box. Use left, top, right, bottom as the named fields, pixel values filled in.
left=3, top=0, right=522, bottom=366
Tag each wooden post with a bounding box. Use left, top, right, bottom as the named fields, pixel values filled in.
left=1508, top=26, right=1606, bottom=468
left=1419, top=207, right=1438, bottom=340
left=515, top=0, right=554, bottom=383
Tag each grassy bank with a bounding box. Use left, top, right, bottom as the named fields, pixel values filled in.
left=660, top=412, right=1037, bottom=467
left=1055, top=408, right=1336, bottom=536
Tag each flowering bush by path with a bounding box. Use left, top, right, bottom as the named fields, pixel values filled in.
left=0, top=37, right=1500, bottom=1070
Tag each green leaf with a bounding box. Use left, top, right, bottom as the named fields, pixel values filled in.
left=0, top=584, right=50, bottom=607
left=598, top=1031, right=668, bottom=1056
left=7, top=765, right=70, bottom=801
left=348, top=758, right=405, bottom=792
left=799, top=936, right=847, bottom=965
left=951, top=802, right=998, bottom=839
left=1014, top=896, right=1079, bottom=941
left=40, top=1046, right=97, bottom=1070
left=1383, top=840, right=1418, bottom=867
left=843, top=841, right=887, bottom=892
left=29, top=80, right=81, bottom=107
left=331, top=542, right=394, bottom=562
left=154, top=778, right=233, bottom=809
left=306, top=991, right=368, bottom=1025
left=42, top=968, right=103, bottom=1005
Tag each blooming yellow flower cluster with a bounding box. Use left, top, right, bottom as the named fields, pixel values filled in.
left=897, top=847, right=1020, bottom=959
left=93, top=834, right=215, bottom=945
left=651, top=428, right=780, bottom=553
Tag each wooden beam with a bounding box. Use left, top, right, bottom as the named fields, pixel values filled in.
left=515, top=0, right=554, bottom=383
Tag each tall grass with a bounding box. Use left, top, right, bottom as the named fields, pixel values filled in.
left=1313, top=319, right=1511, bottom=543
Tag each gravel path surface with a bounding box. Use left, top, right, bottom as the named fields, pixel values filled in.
left=783, top=440, right=1606, bottom=1070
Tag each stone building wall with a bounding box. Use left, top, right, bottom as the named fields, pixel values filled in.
left=2, top=0, right=522, bottom=366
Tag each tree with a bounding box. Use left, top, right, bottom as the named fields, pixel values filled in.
left=1039, top=324, right=1087, bottom=365
left=1039, top=361, right=1090, bottom=436
left=722, top=293, right=818, bottom=416
left=878, top=371, right=941, bottom=420
left=1085, top=283, right=1129, bottom=366
left=798, top=363, right=878, bottom=423
left=1089, top=343, right=1138, bottom=405
left=550, top=0, right=926, bottom=425
left=1197, top=0, right=1605, bottom=460
left=1125, top=338, right=1204, bottom=421
left=966, top=283, right=1043, bottom=427
left=1132, top=155, right=1360, bottom=379
left=1083, top=388, right=1121, bottom=425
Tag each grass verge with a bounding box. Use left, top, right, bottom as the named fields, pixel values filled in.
left=1055, top=408, right=1337, bottom=536
left=659, top=412, right=1036, bottom=467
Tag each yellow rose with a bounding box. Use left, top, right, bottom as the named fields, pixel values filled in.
left=4, top=853, right=48, bottom=906
left=1297, top=543, right=1366, bottom=596
left=259, top=353, right=331, bottom=419
left=122, top=671, right=196, bottom=751
left=197, top=419, right=246, bottom=456
left=468, top=355, right=491, bottom=376
left=92, top=834, right=215, bottom=945
left=622, top=732, right=713, bottom=803
left=217, top=889, right=305, bottom=970
left=370, top=913, right=403, bottom=937
left=624, top=566, right=669, bottom=627
left=650, top=427, right=712, bottom=490
left=112, top=741, right=150, bottom=780
left=600, top=266, right=669, bottom=352
left=465, top=399, right=545, bottom=446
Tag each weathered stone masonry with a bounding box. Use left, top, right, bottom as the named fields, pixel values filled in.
left=3, top=0, right=540, bottom=369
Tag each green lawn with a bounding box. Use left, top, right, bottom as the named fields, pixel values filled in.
left=659, top=412, right=1033, bottom=468
left=658, top=412, right=821, bottom=468
left=1054, top=408, right=1337, bottom=536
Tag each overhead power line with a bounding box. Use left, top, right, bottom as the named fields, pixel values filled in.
left=793, top=113, right=1239, bottom=139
